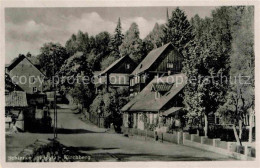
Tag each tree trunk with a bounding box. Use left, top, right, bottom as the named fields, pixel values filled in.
left=204, top=114, right=208, bottom=137
left=238, top=120, right=242, bottom=139
left=232, top=125, right=242, bottom=146
left=249, top=108, right=254, bottom=143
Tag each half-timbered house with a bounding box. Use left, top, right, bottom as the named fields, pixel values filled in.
left=121, top=73, right=187, bottom=132
left=129, top=43, right=183, bottom=96
left=97, top=55, right=136, bottom=92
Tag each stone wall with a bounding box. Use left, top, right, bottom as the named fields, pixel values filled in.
left=121, top=126, right=256, bottom=160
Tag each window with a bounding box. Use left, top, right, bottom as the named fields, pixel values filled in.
left=125, top=64, right=130, bottom=69
left=215, top=116, right=220, bottom=125
left=155, top=91, right=160, bottom=99
left=31, top=76, right=35, bottom=83
left=167, top=62, right=174, bottom=69
left=130, top=79, right=133, bottom=86
left=33, top=87, right=38, bottom=93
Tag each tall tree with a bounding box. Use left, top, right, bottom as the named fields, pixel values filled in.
left=59, top=52, right=94, bottom=109
left=109, top=18, right=124, bottom=58
left=38, top=42, right=69, bottom=78
left=183, top=7, right=234, bottom=136
left=119, top=22, right=144, bottom=63
left=217, top=6, right=254, bottom=143
left=65, top=31, right=91, bottom=56
left=162, top=7, right=194, bottom=54
left=87, top=31, right=111, bottom=71
left=143, top=23, right=165, bottom=53
left=65, top=34, right=78, bottom=56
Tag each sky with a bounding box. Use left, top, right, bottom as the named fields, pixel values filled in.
left=5, top=6, right=217, bottom=63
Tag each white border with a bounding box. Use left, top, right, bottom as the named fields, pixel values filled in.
left=0, top=0, right=259, bottom=168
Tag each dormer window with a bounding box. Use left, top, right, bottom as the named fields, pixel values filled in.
left=151, top=83, right=173, bottom=99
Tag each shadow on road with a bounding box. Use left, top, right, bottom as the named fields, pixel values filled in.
left=27, top=128, right=105, bottom=134
left=57, top=128, right=105, bottom=134
left=66, top=146, right=119, bottom=151
left=88, top=153, right=226, bottom=161
left=64, top=146, right=233, bottom=161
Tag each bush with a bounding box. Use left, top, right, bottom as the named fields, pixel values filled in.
left=208, top=125, right=254, bottom=142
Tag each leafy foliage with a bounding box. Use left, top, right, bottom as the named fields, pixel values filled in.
left=143, top=23, right=165, bottom=52
left=38, top=42, right=69, bottom=78
left=59, top=52, right=94, bottom=108
left=119, top=22, right=144, bottom=63
left=162, top=7, right=194, bottom=54
left=217, top=6, right=254, bottom=125
left=109, top=18, right=124, bottom=58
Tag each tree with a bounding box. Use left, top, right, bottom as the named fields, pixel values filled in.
left=65, top=34, right=78, bottom=56
left=26, top=52, right=32, bottom=58
left=162, top=7, right=194, bottom=54
left=38, top=42, right=69, bottom=78
left=89, top=87, right=129, bottom=132
left=217, top=6, right=254, bottom=144
left=87, top=31, right=111, bottom=71
left=109, top=18, right=124, bottom=58
left=183, top=7, right=234, bottom=136
left=119, top=22, right=144, bottom=63
left=59, top=52, right=94, bottom=110
left=100, top=55, right=118, bottom=70
left=143, top=23, right=165, bottom=53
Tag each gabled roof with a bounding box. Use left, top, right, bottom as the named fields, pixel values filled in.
left=131, top=43, right=176, bottom=75
left=100, top=56, right=128, bottom=76
left=7, top=55, right=45, bottom=77
left=161, top=107, right=183, bottom=117
left=121, top=73, right=187, bottom=112
left=5, top=91, right=28, bottom=108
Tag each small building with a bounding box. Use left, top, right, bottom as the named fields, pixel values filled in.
left=5, top=91, right=28, bottom=131
left=97, top=55, right=136, bottom=92
left=129, top=43, right=183, bottom=96
left=6, top=54, right=46, bottom=94
left=121, top=73, right=187, bottom=132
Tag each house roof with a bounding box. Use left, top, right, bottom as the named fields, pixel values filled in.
left=161, top=107, right=183, bottom=117
left=7, top=55, right=45, bottom=77
left=121, top=73, right=187, bottom=112
left=93, top=71, right=101, bottom=76
left=5, top=91, right=28, bottom=108
left=99, top=56, right=128, bottom=76
left=5, top=73, right=24, bottom=92
left=131, top=43, right=175, bottom=75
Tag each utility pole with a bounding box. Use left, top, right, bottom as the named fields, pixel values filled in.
left=51, top=45, right=58, bottom=139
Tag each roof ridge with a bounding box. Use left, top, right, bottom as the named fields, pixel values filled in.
left=131, top=43, right=173, bottom=75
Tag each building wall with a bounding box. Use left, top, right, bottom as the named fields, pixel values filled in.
left=112, top=57, right=136, bottom=74
left=129, top=47, right=183, bottom=95
left=137, top=113, right=145, bottom=130
left=9, top=58, right=45, bottom=94
left=153, top=48, right=183, bottom=74
left=123, top=113, right=129, bottom=127
left=109, top=73, right=129, bottom=85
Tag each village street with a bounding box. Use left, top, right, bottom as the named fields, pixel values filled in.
left=6, top=105, right=235, bottom=161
